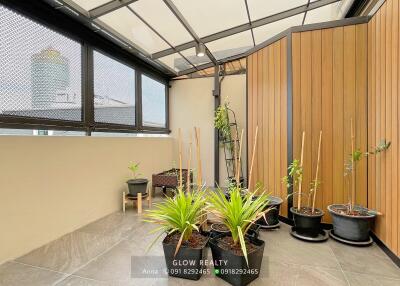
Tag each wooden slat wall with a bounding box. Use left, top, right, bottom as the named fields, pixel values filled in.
left=292, top=24, right=368, bottom=223
left=247, top=37, right=288, bottom=217
left=368, top=0, right=400, bottom=256
left=247, top=4, right=400, bottom=256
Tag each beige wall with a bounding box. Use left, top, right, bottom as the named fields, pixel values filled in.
left=170, top=74, right=247, bottom=187
left=0, top=136, right=172, bottom=264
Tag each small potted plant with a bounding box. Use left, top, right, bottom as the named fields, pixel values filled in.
left=285, top=131, right=325, bottom=239
left=126, top=162, right=148, bottom=196
left=207, top=186, right=269, bottom=286
left=144, top=187, right=208, bottom=280
left=328, top=120, right=390, bottom=243
left=254, top=181, right=283, bottom=229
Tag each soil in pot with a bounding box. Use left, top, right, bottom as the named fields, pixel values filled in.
left=162, top=231, right=209, bottom=280
left=256, top=196, right=283, bottom=227
left=328, top=204, right=376, bottom=242
left=290, top=207, right=324, bottom=238
left=126, top=178, right=148, bottom=196
left=210, top=234, right=265, bottom=286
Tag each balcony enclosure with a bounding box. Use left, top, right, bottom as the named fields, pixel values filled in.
left=0, top=0, right=399, bottom=285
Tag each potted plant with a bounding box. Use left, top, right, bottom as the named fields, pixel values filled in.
left=144, top=187, right=208, bottom=280
left=285, top=131, right=325, bottom=239
left=207, top=186, right=270, bottom=286
left=328, top=120, right=390, bottom=243
left=126, top=162, right=148, bottom=196
left=253, top=181, right=283, bottom=229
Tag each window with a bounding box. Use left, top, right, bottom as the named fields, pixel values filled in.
left=141, top=75, right=166, bottom=128
left=93, top=51, right=136, bottom=126
left=0, top=5, right=82, bottom=121
left=0, top=4, right=169, bottom=135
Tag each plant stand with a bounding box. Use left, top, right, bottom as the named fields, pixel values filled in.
left=122, top=191, right=151, bottom=214
left=290, top=227, right=328, bottom=242
left=328, top=230, right=373, bottom=246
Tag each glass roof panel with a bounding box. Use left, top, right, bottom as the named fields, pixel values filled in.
left=247, top=0, right=307, bottom=21
left=171, top=0, right=248, bottom=37
left=206, top=30, right=253, bottom=61
left=158, top=53, right=193, bottom=73
left=72, top=0, right=110, bottom=11
left=253, top=13, right=304, bottom=45
left=180, top=48, right=211, bottom=67
left=98, top=7, right=169, bottom=54
left=129, top=0, right=193, bottom=46
left=305, top=3, right=340, bottom=25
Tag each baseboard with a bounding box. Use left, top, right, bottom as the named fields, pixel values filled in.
left=370, top=232, right=400, bottom=268
left=278, top=215, right=399, bottom=268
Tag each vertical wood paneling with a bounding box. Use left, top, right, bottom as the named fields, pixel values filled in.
left=368, top=0, right=400, bottom=256
left=292, top=24, right=368, bottom=223
left=321, top=28, right=333, bottom=222
left=246, top=37, right=288, bottom=214
left=332, top=27, right=345, bottom=206
left=280, top=38, right=288, bottom=217
left=247, top=55, right=253, bottom=188
left=292, top=33, right=301, bottom=209
left=311, top=30, right=322, bottom=210
left=247, top=7, right=400, bottom=255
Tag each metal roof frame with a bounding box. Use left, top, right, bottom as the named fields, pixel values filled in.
left=42, top=0, right=342, bottom=77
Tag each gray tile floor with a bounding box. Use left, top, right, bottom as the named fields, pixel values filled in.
left=1, top=196, right=399, bottom=286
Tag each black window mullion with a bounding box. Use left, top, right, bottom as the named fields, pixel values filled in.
left=136, top=72, right=143, bottom=131
left=82, top=44, right=94, bottom=135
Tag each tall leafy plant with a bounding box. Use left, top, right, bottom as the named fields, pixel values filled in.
left=144, top=188, right=207, bottom=255
left=207, top=186, right=270, bottom=265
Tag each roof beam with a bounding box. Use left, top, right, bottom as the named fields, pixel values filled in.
left=161, top=0, right=218, bottom=65
left=153, top=0, right=340, bottom=59
left=89, top=0, right=139, bottom=19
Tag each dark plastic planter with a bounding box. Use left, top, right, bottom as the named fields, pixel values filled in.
left=162, top=234, right=209, bottom=280
left=290, top=207, right=324, bottom=238
left=210, top=223, right=260, bottom=240
left=328, top=204, right=376, bottom=242
left=256, top=196, right=283, bottom=227
left=209, top=234, right=265, bottom=286
left=126, top=178, right=148, bottom=196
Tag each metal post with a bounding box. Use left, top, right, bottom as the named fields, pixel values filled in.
left=213, top=65, right=221, bottom=187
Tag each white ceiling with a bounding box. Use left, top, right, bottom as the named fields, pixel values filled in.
left=56, top=0, right=343, bottom=75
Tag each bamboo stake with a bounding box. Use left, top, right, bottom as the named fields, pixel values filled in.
left=351, top=118, right=356, bottom=211
left=178, top=128, right=183, bottom=190
left=248, top=126, right=258, bottom=193
left=297, top=131, right=305, bottom=210
left=187, top=133, right=192, bottom=193
left=312, top=131, right=322, bottom=213
left=236, top=129, right=244, bottom=186
left=194, top=127, right=202, bottom=189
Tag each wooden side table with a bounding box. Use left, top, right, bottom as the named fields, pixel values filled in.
left=122, top=191, right=151, bottom=214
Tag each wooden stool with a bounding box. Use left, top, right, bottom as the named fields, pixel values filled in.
left=122, top=191, right=151, bottom=214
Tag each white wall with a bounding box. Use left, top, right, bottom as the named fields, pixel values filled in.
left=0, top=136, right=173, bottom=264
left=169, top=74, right=247, bottom=187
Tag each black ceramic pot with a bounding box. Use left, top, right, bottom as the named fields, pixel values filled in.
left=256, top=196, right=283, bottom=227
left=328, top=204, right=376, bottom=242
left=162, top=234, right=209, bottom=280
left=290, top=207, right=324, bottom=238
left=209, top=234, right=265, bottom=286
left=126, top=178, right=148, bottom=196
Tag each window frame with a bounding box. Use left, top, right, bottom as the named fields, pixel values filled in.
left=0, top=2, right=170, bottom=135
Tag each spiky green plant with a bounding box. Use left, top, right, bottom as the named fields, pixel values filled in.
left=128, top=162, right=141, bottom=179
left=144, top=188, right=207, bottom=255
left=207, top=186, right=270, bottom=265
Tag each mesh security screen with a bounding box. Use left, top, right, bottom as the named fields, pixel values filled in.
left=0, top=5, right=82, bottom=121
left=93, top=51, right=136, bottom=126
left=142, top=75, right=166, bottom=128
